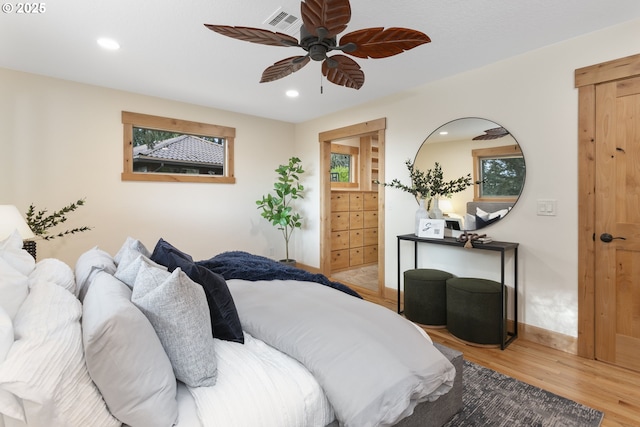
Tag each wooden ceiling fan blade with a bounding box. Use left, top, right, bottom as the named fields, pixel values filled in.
left=340, top=27, right=431, bottom=59
left=204, top=24, right=299, bottom=47
left=260, top=56, right=311, bottom=83
left=472, top=127, right=510, bottom=140
left=301, top=0, right=351, bottom=38
left=321, top=54, right=364, bottom=89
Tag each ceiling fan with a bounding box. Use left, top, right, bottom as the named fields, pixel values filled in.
left=472, top=127, right=510, bottom=140
left=204, top=0, right=431, bottom=90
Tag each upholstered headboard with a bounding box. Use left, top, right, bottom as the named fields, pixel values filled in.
left=465, top=201, right=514, bottom=230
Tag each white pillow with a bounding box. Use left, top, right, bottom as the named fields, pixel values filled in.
left=115, top=253, right=166, bottom=289
left=0, top=231, right=35, bottom=277
left=83, top=271, right=178, bottom=427
left=0, top=258, right=28, bottom=320
left=475, top=207, right=490, bottom=221
left=0, top=280, right=120, bottom=427
left=114, top=237, right=151, bottom=265
left=132, top=263, right=217, bottom=387
left=29, top=258, right=75, bottom=294
left=0, top=306, right=21, bottom=424
left=74, top=247, right=117, bottom=301
left=0, top=306, right=12, bottom=363
left=464, top=214, right=476, bottom=230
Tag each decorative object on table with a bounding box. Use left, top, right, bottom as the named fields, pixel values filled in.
left=376, top=159, right=473, bottom=234
left=256, top=156, right=305, bottom=265
left=418, top=218, right=445, bottom=239
left=0, top=205, right=37, bottom=258
left=430, top=195, right=444, bottom=219
left=204, top=0, right=431, bottom=90
left=414, top=198, right=428, bottom=235
left=456, top=231, right=488, bottom=248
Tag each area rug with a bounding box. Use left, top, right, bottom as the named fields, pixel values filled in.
left=443, top=360, right=604, bottom=426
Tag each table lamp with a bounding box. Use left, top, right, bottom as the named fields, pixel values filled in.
left=0, top=205, right=37, bottom=258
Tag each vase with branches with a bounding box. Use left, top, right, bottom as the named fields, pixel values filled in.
left=256, top=157, right=305, bottom=263
left=25, top=198, right=92, bottom=240
left=378, top=159, right=473, bottom=202
left=377, top=160, right=473, bottom=233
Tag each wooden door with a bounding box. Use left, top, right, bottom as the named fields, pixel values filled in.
left=594, top=76, right=640, bottom=371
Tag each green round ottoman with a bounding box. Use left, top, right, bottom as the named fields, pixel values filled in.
left=446, top=278, right=507, bottom=346
left=403, top=269, right=454, bottom=327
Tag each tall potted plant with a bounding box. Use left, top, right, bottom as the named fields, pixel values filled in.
left=256, top=157, right=305, bottom=264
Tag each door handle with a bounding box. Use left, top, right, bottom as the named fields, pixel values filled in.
left=600, top=233, right=626, bottom=243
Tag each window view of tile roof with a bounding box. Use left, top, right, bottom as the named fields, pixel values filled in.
left=133, top=134, right=224, bottom=175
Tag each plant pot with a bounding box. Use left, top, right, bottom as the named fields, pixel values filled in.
left=22, top=240, right=36, bottom=260
left=429, top=196, right=443, bottom=219
left=415, top=199, right=428, bottom=235
left=279, top=259, right=297, bottom=267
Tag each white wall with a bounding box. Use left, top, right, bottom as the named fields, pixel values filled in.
left=0, top=69, right=297, bottom=266
left=3, top=18, right=640, bottom=338
left=294, top=18, right=640, bottom=337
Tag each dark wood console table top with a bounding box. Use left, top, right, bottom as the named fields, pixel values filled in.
left=397, top=234, right=519, bottom=349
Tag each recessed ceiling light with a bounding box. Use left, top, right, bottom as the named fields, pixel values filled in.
left=286, top=90, right=299, bottom=98
left=439, top=131, right=449, bottom=135
left=97, top=38, right=120, bottom=50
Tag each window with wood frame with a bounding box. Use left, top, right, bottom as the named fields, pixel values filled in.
left=472, top=144, right=524, bottom=201
left=121, top=111, right=235, bottom=183
left=330, top=143, right=359, bottom=189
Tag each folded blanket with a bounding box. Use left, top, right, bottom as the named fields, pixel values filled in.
left=197, top=251, right=361, bottom=298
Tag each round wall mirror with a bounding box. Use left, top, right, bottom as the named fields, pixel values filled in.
left=414, top=117, right=525, bottom=231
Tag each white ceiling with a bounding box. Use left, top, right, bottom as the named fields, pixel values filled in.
left=2, top=0, right=640, bottom=123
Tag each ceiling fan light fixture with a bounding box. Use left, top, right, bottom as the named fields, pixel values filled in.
left=286, top=89, right=300, bottom=98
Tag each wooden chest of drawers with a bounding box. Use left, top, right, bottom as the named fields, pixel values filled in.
left=330, top=191, right=378, bottom=270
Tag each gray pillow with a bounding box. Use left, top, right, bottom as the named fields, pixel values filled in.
left=115, top=253, right=166, bottom=289
left=131, top=263, right=217, bottom=387
left=114, top=237, right=151, bottom=265
left=82, top=271, right=178, bottom=427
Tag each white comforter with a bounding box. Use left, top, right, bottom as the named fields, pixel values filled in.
left=185, top=332, right=335, bottom=427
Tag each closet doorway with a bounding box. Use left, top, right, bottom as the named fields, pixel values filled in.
left=319, top=118, right=386, bottom=298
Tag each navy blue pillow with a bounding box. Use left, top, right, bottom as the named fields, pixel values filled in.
left=475, top=214, right=500, bottom=229
left=151, top=238, right=244, bottom=344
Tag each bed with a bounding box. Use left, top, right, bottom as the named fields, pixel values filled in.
left=0, top=232, right=463, bottom=427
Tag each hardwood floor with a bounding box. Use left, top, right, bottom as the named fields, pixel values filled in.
left=364, top=293, right=640, bottom=427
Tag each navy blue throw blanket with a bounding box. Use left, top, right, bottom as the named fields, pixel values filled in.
left=197, top=251, right=362, bottom=299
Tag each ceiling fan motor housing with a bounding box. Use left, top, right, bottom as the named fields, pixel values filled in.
left=300, top=25, right=337, bottom=61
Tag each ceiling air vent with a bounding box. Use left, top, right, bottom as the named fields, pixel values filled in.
left=264, top=8, right=301, bottom=36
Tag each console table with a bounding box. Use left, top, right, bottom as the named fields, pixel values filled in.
left=397, top=234, right=518, bottom=349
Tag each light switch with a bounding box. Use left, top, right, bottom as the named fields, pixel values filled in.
left=537, top=199, right=557, bottom=216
